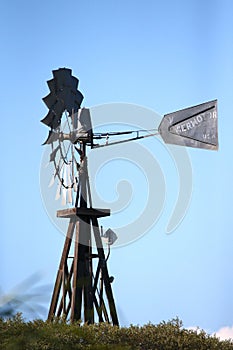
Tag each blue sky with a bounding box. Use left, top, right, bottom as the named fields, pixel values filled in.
left=1, top=0, right=233, bottom=338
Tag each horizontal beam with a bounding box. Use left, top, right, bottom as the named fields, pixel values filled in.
left=57, top=207, right=111, bottom=218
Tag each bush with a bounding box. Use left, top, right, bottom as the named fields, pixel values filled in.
left=0, top=314, right=232, bottom=350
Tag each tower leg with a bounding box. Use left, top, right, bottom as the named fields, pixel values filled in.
left=92, top=216, right=119, bottom=326
left=48, top=218, right=76, bottom=320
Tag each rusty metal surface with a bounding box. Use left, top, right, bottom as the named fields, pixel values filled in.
left=158, top=100, right=218, bottom=150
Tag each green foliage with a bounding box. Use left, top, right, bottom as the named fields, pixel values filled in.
left=0, top=314, right=232, bottom=350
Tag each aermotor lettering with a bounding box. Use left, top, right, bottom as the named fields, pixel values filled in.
left=171, top=110, right=216, bottom=134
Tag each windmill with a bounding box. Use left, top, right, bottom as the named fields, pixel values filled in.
left=41, top=68, right=218, bottom=325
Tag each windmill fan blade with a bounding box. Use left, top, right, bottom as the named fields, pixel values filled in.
left=41, top=110, right=56, bottom=127
left=41, top=109, right=62, bottom=130
left=67, top=187, right=72, bottom=204
left=47, top=78, right=56, bottom=91
left=62, top=163, right=68, bottom=187
left=42, top=68, right=84, bottom=130
left=57, top=88, right=83, bottom=113
left=61, top=165, right=67, bottom=206
left=53, top=68, right=79, bottom=91
left=42, top=92, right=57, bottom=109
left=42, top=131, right=59, bottom=145
left=51, top=116, right=62, bottom=130
left=42, top=130, right=54, bottom=145
left=55, top=182, right=61, bottom=200
left=48, top=174, right=55, bottom=187
left=52, top=68, right=72, bottom=86
left=66, top=163, right=73, bottom=204
left=73, top=91, right=84, bottom=110
left=73, top=180, right=78, bottom=192
left=52, top=99, right=64, bottom=115
left=49, top=145, right=60, bottom=162
left=72, top=157, right=78, bottom=193
left=61, top=187, right=66, bottom=206
left=70, top=76, right=79, bottom=90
